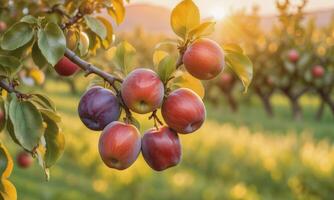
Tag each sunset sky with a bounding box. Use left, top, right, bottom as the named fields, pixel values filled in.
left=132, top=0, right=334, bottom=18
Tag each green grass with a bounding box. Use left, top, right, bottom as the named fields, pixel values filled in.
left=3, top=80, right=334, bottom=200
left=206, top=94, right=334, bottom=141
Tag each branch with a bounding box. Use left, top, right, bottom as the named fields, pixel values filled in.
left=60, top=12, right=83, bottom=30
left=64, top=49, right=122, bottom=89
left=0, top=79, right=29, bottom=99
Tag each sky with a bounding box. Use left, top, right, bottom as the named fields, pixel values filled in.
left=131, top=0, right=334, bottom=18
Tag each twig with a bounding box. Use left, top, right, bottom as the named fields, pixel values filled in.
left=64, top=49, right=122, bottom=91
left=0, top=79, right=30, bottom=99
left=60, top=12, right=83, bottom=30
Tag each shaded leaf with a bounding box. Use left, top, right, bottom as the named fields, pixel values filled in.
left=0, top=55, right=21, bottom=77
left=43, top=114, right=65, bottom=168
left=96, top=16, right=114, bottom=49
left=20, top=15, right=38, bottom=24
left=0, top=22, right=34, bottom=51
left=157, top=56, right=176, bottom=84
left=32, top=42, right=48, bottom=68
left=9, top=97, right=45, bottom=151
left=84, top=16, right=107, bottom=40
left=30, top=94, right=56, bottom=112
left=38, top=22, right=66, bottom=66
left=113, top=41, right=136, bottom=75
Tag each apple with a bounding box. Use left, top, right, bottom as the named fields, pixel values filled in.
left=142, top=126, right=181, bottom=171
left=0, top=21, right=7, bottom=32
left=162, top=88, right=206, bottom=134
left=288, top=49, right=299, bottom=63
left=54, top=57, right=79, bottom=76
left=312, top=65, right=325, bottom=78
left=17, top=151, right=33, bottom=168
left=183, top=38, right=224, bottom=80
left=98, top=121, right=141, bottom=170
left=121, top=68, right=164, bottom=114
left=78, top=86, right=121, bottom=131
left=219, top=73, right=233, bottom=88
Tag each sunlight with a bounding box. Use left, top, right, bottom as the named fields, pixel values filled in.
left=209, top=7, right=227, bottom=20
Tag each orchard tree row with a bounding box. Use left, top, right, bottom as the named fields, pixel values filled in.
left=0, top=0, right=252, bottom=199
left=207, top=0, right=334, bottom=120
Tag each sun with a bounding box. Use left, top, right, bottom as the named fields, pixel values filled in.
left=209, top=7, right=228, bottom=20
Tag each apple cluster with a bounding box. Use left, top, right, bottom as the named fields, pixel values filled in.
left=72, top=38, right=224, bottom=171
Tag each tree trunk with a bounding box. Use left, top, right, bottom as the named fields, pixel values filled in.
left=225, top=92, right=238, bottom=112
left=259, top=94, right=274, bottom=117
left=220, top=87, right=238, bottom=112
left=288, top=96, right=302, bottom=121
left=315, top=100, right=325, bottom=121
left=319, top=90, right=334, bottom=117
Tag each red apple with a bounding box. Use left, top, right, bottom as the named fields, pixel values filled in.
left=78, top=86, right=121, bottom=131
left=121, top=68, right=164, bottom=114
left=54, top=57, right=79, bottom=76
left=142, top=126, right=181, bottom=171
left=16, top=151, right=33, bottom=169
left=183, top=38, right=224, bottom=80
left=0, top=21, right=7, bottom=32
left=288, top=49, right=299, bottom=63
left=98, top=121, right=141, bottom=170
left=312, top=65, right=325, bottom=78
left=162, top=88, right=206, bottom=134
left=219, top=73, right=233, bottom=88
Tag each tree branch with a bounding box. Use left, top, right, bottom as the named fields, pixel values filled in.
left=0, top=79, right=29, bottom=99
left=64, top=49, right=122, bottom=89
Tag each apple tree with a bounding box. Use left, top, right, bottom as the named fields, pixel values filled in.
left=0, top=0, right=252, bottom=198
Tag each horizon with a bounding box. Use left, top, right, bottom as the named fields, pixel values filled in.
left=130, top=0, right=334, bottom=19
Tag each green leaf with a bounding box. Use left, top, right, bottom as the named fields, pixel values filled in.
left=153, top=50, right=169, bottom=67
left=37, top=22, right=66, bottom=66
left=40, top=109, right=61, bottom=123
left=4, top=97, right=21, bottom=146
left=0, top=22, right=34, bottom=51
left=84, top=16, right=107, bottom=40
left=0, top=98, right=5, bottom=132
left=225, top=52, right=253, bottom=93
left=43, top=114, right=65, bottom=168
left=20, top=15, right=38, bottom=24
left=113, top=41, right=136, bottom=75
left=96, top=16, right=114, bottom=49
left=0, top=143, right=13, bottom=179
left=188, top=21, right=216, bottom=39
left=171, top=0, right=200, bottom=39
left=32, top=42, right=48, bottom=68
left=30, top=94, right=56, bottom=112
left=157, top=56, right=176, bottom=84
left=9, top=97, right=45, bottom=151
left=0, top=55, right=22, bottom=77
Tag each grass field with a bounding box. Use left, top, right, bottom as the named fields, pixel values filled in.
left=3, top=80, right=334, bottom=200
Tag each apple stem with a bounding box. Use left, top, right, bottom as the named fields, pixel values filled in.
left=149, top=110, right=163, bottom=130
